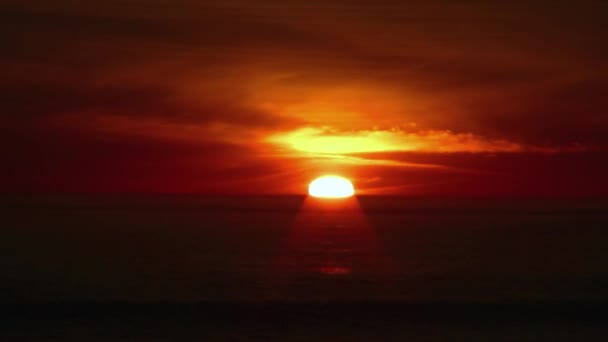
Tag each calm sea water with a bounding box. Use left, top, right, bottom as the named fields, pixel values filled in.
left=2, top=195, right=607, bottom=303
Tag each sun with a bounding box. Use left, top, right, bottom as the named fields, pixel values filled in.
left=308, top=175, right=355, bottom=198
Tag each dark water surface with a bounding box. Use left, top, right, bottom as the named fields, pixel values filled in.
left=2, top=195, right=608, bottom=339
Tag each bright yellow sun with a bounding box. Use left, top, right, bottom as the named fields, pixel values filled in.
left=308, top=175, right=355, bottom=198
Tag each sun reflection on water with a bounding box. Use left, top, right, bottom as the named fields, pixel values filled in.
left=272, top=195, right=395, bottom=299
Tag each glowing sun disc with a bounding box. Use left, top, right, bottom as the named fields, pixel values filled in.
left=308, top=175, right=355, bottom=198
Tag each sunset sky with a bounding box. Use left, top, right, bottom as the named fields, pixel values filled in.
left=2, top=0, right=607, bottom=196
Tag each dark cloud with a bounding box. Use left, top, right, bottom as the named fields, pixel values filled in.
left=351, top=151, right=608, bottom=197
left=0, top=77, right=297, bottom=129
left=0, top=125, right=299, bottom=193
left=0, top=2, right=360, bottom=63
left=2, top=83, right=170, bottom=119
left=465, top=78, right=608, bottom=146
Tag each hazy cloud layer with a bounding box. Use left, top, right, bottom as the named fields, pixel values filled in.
left=1, top=0, right=607, bottom=194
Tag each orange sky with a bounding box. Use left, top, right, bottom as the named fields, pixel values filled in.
left=1, top=0, right=607, bottom=196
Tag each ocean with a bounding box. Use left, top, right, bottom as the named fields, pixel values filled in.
left=1, top=195, right=607, bottom=339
